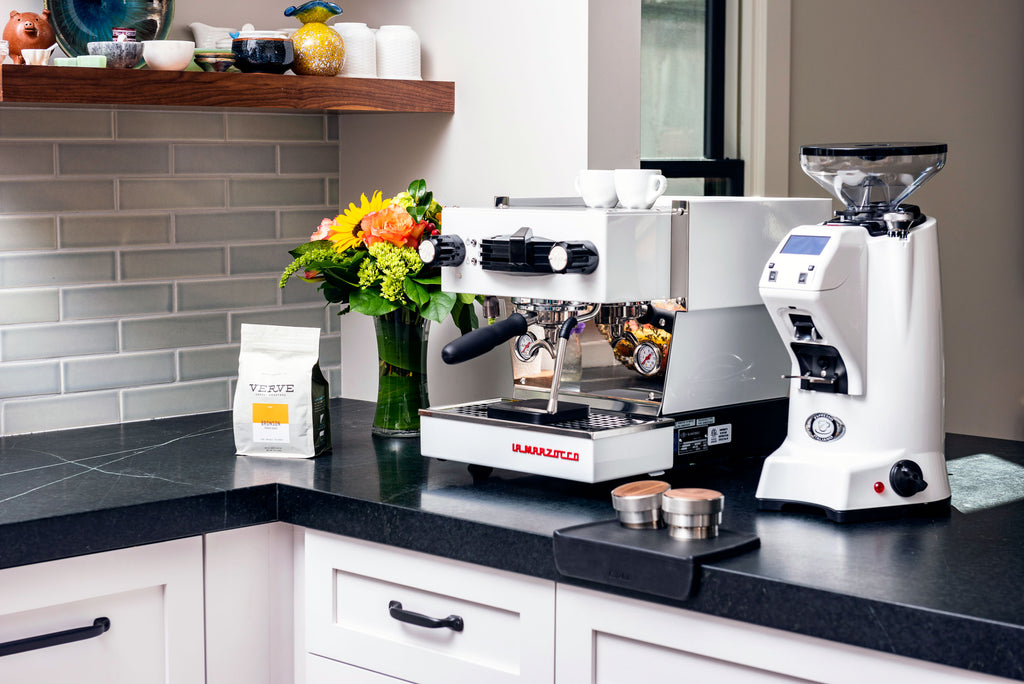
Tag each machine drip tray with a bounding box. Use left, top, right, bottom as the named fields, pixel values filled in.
left=553, top=520, right=759, bottom=600
left=486, top=399, right=590, bottom=425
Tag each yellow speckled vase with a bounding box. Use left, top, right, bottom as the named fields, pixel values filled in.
left=285, top=1, right=345, bottom=76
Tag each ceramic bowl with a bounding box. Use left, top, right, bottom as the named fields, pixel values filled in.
left=142, top=40, right=195, bottom=71
left=231, top=37, right=294, bottom=74
left=193, top=50, right=236, bottom=72
left=87, top=41, right=145, bottom=68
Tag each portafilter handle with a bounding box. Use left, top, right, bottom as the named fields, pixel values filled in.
left=441, top=313, right=530, bottom=365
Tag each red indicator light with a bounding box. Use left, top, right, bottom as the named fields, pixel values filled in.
left=873, top=481, right=885, bottom=493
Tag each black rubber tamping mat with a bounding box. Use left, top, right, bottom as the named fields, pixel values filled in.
left=553, top=519, right=759, bottom=600
left=486, top=399, right=589, bottom=425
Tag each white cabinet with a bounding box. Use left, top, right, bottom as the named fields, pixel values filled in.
left=555, top=584, right=1014, bottom=684
left=303, top=530, right=556, bottom=684
left=0, top=537, right=205, bottom=684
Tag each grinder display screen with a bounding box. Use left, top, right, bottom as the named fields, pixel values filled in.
left=781, top=235, right=830, bottom=255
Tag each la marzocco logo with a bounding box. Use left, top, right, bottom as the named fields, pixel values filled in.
left=249, top=383, right=295, bottom=394
left=512, top=442, right=580, bottom=462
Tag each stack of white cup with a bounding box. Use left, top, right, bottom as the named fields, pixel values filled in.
left=334, top=22, right=375, bottom=77
left=575, top=169, right=668, bottom=209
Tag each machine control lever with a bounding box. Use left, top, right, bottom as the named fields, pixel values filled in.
left=441, top=313, right=530, bottom=365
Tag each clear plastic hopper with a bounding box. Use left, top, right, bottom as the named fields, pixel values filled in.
left=800, top=143, right=947, bottom=213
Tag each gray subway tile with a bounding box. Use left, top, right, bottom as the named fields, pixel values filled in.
left=63, top=352, right=175, bottom=392
left=121, top=247, right=226, bottom=280
left=0, top=216, right=57, bottom=250
left=0, top=252, right=115, bottom=287
left=319, top=334, right=341, bottom=367
left=0, top=361, right=61, bottom=398
left=327, top=179, right=339, bottom=207
left=0, top=143, right=55, bottom=177
left=119, top=179, right=226, bottom=211
left=0, top=180, right=115, bottom=213
left=62, top=284, right=173, bottom=319
left=229, top=178, right=327, bottom=208
left=173, top=144, right=277, bottom=174
left=0, top=108, right=113, bottom=140
left=121, top=379, right=230, bottom=421
left=282, top=279, right=328, bottom=305
left=116, top=111, right=225, bottom=140
left=226, top=113, right=325, bottom=141
left=230, top=307, right=328, bottom=340
left=326, top=114, right=339, bottom=142
left=281, top=209, right=335, bottom=239
left=2, top=391, right=120, bottom=434
left=279, top=144, right=339, bottom=174
left=58, top=143, right=171, bottom=176
left=177, top=277, right=279, bottom=311
left=175, top=211, right=277, bottom=243
left=0, top=289, right=59, bottom=325
left=61, top=213, right=171, bottom=248
left=230, top=243, right=293, bottom=275
left=122, top=313, right=229, bottom=351
left=178, top=344, right=240, bottom=381
left=0, top=321, right=118, bottom=361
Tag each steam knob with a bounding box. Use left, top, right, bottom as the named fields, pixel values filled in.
left=548, top=241, right=599, bottom=274
left=418, top=235, right=466, bottom=267
left=889, top=459, right=928, bottom=497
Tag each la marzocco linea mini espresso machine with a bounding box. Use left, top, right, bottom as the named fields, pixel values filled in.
left=416, top=195, right=829, bottom=483
left=756, top=143, right=952, bottom=522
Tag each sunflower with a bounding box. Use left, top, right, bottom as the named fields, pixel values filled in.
left=330, top=191, right=390, bottom=253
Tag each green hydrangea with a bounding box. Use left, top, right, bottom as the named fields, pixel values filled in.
left=391, top=192, right=415, bottom=210
left=359, top=241, right=423, bottom=303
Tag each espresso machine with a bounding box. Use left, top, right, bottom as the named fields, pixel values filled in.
left=756, top=143, right=951, bottom=521
left=417, top=195, right=830, bottom=483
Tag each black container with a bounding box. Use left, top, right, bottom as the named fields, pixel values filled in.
left=231, top=37, right=294, bottom=74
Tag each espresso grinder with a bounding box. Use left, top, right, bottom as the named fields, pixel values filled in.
left=756, top=143, right=951, bottom=522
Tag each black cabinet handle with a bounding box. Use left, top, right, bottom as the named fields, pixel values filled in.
left=0, top=617, right=111, bottom=658
left=388, top=601, right=464, bottom=632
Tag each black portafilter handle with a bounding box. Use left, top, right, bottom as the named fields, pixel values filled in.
left=441, top=313, right=530, bottom=365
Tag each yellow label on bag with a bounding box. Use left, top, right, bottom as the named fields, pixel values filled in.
left=253, top=403, right=289, bottom=442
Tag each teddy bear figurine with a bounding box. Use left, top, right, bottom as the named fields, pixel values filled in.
left=2, top=10, right=57, bottom=64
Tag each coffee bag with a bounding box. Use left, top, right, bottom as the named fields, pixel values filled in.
left=233, top=324, right=331, bottom=458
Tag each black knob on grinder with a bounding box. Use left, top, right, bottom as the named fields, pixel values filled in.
left=441, top=313, right=529, bottom=364
left=890, top=459, right=928, bottom=497
left=418, top=235, right=466, bottom=267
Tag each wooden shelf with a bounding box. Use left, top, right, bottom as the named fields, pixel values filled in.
left=0, top=64, right=454, bottom=113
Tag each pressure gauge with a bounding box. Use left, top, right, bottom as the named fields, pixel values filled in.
left=514, top=332, right=538, bottom=362
left=633, top=341, right=662, bottom=376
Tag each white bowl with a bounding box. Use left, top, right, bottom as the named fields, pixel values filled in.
left=142, top=40, right=195, bottom=71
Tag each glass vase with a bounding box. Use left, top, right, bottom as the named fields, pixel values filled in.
left=372, top=309, right=429, bottom=437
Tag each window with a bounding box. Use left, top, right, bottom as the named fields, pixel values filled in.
left=640, top=0, right=743, bottom=196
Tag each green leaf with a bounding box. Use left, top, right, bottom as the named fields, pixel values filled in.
left=403, top=276, right=430, bottom=308
left=408, top=179, right=426, bottom=202
left=453, top=300, right=480, bottom=334
left=419, top=191, right=433, bottom=208
left=421, top=291, right=457, bottom=323
left=457, top=292, right=477, bottom=304
left=410, top=274, right=441, bottom=285
left=350, top=289, right=398, bottom=317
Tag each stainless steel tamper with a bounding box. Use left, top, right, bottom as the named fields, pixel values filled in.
left=610, top=480, right=671, bottom=529
left=662, top=488, right=724, bottom=540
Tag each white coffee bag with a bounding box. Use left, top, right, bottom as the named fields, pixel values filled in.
left=233, top=324, right=331, bottom=458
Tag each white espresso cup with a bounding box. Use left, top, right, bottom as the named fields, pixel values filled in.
left=575, top=169, right=618, bottom=208
left=614, top=169, right=668, bottom=209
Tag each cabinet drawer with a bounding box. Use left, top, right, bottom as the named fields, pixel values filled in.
left=0, top=537, right=205, bottom=684
left=307, top=653, right=406, bottom=683
left=304, top=530, right=555, bottom=684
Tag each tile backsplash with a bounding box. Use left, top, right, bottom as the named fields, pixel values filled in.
left=0, top=106, right=342, bottom=435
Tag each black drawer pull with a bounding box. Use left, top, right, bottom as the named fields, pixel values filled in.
left=0, top=617, right=111, bottom=658
left=388, top=601, right=464, bottom=632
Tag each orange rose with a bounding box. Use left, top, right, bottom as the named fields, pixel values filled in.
left=361, top=204, right=425, bottom=249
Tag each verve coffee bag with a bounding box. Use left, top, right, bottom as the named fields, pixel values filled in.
left=233, top=324, right=331, bottom=458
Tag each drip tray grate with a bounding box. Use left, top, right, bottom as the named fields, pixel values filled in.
left=444, top=402, right=660, bottom=433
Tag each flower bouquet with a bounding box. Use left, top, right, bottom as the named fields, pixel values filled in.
left=280, top=179, right=480, bottom=436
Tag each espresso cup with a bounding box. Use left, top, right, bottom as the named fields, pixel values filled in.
left=574, top=169, right=618, bottom=208
left=614, top=169, right=668, bottom=209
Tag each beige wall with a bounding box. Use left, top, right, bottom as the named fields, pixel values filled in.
left=788, top=0, right=1024, bottom=440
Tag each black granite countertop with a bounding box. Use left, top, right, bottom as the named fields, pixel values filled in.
left=1, top=399, right=1022, bottom=680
